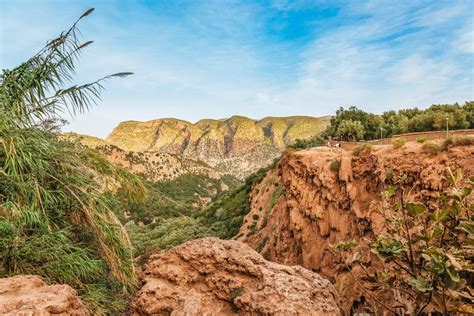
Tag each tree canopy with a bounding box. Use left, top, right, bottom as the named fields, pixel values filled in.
left=323, top=102, right=473, bottom=141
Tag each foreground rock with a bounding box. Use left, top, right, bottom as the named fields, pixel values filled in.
left=131, top=237, right=341, bottom=315
left=0, top=275, right=89, bottom=315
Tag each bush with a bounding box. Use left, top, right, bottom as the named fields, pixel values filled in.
left=334, top=169, right=474, bottom=314
left=353, top=143, right=373, bottom=155
left=289, top=136, right=324, bottom=149
left=416, top=136, right=427, bottom=143
left=392, top=138, right=406, bottom=149
left=329, top=159, right=341, bottom=171
left=443, top=135, right=474, bottom=148
left=422, top=141, right=442, bottom=155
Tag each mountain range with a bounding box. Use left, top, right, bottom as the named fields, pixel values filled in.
left=72, top=115, right=330, bottom=179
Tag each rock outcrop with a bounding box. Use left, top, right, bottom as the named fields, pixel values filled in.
left=106, top=116, right=330, bottom=178
left=64, top=133, right=236, bottom=183
left=237, top=142, right=474, bottom=313
left=131, top=237, right=341, bottom=315
left=0, top=275, right=89, bottom=315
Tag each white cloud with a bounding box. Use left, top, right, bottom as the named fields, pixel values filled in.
left=1, top=0, right=472, bottom=138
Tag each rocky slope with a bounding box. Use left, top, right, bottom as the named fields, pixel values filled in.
left=131, top=238, right=341, bottom=315
left=64, top=132, right=231, bottom=182
left=236, top=141, right=474, bottom=313
left=106, top=116, right=330, bottom=178
left=0, top=275, right=89, bottom=315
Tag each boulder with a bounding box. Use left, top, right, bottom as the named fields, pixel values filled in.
left=131, top=237, right=341, bottom=315
left=0, top=275, right=89, bottom=315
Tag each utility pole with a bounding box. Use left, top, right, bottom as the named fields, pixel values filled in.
left=446, top=116, right=449, bottom=139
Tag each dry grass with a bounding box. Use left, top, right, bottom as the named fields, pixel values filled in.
left=392, top=138, right=407, bottom=149
left=353, top=143, right=373, bottom=155
left=416, top=136, right=427, bottom=143
left=443, top=135, right=474, bottom=149
left=422, top=141, right=442, bottom=155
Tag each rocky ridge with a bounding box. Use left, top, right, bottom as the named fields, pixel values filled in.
left=131, top=237, right=342, bottom=315
left=237, top=141, right=474, bottom=313
left=106, top=115, right=330, bottom=178
left=64, top=132, right=229, bottom=182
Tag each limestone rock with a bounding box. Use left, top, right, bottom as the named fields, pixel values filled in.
left=131, top=237, right=341, bottom=315
left=0, top=275, right=89, bottom=315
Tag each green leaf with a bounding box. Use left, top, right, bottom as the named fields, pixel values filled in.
left=446, top=267, right=461, bottom=282
left=409, top=277, right=433, bottom=292
left=430, top=225, right=443, bottom=240
left=406, top=203, right=427, bottom=217
left=333, top=239, right=357, bottom=251
left=458, top=221, right=474, bottom=235
left=382, top=185, right=397, bottom=198
left=468, top=175, right=474, bottom=185
left=446, top=253, right=463, bottom=270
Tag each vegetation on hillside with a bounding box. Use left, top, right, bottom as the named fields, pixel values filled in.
left=122, top=164, right=272, bottom=259
left=114, top=173, right=240, bottom=225
left=323, top=102, right=473, bottom=141
left=289, top=135, right=325, bottom=149
left=0, top=9, right=146, bottom=314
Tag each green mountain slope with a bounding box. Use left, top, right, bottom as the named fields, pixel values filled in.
left=106, top=115, right=330, bottom=178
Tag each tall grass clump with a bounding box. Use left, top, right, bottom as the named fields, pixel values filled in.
left=353, top=143, right=373, bottom=155
left=416, top=136, right=427, bottom=143
left=422, top=141, right=442, bottom=155
left=443, top=135, right=474, bottom=149
left=0, top=8, right=145, bottom=313
left=392, top=137, right=406, bottom=149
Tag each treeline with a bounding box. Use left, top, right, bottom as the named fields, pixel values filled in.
left=323, top=102, right=474, bottom=141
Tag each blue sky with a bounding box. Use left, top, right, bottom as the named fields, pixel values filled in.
left=1, top=0, right=473, bottom=137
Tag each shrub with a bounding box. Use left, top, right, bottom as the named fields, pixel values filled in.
left=289, top=136, right=324, bottom=149
left=416, top=136, right=427, bottom=143
left=353, top=143, right=373, bottom=155
left=329, top=159, right=341, bottom=171
left=230, top=287, right=245, bottom=299
left=443, top=135, right=474, bottom=149
left=334, top=170, right=474, bottom=314
left=392, top=138, right=406, bottom=149
left=252, top=214, right=260, bottom=221
left=422, top=141, right=442, bottom=155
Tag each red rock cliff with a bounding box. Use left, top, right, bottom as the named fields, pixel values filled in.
left=237, top=142, right=474, bottom=312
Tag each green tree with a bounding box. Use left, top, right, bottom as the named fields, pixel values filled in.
left=335, top=119, right=365, bottom=141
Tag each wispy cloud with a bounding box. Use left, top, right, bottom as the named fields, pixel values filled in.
left=1, top=0, right=472, bottom=137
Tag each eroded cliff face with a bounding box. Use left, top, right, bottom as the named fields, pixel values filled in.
left=0, top=275, right=89, bottom=315
left=132, top=238, right=342, bottom=316
left=237, top=142, right=474, bottom=312
left=106, top=116, right=330, bottom=178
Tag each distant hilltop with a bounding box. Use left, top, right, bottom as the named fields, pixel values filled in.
left=105, top=115, right=331, bottom=178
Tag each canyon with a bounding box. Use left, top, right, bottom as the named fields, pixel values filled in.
left=237, top=141, right=474, bottom=313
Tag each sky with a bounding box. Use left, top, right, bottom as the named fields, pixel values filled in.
left=1, top=0, right=473, bottom=138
